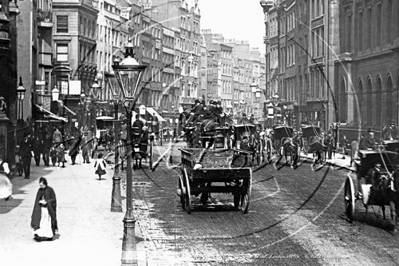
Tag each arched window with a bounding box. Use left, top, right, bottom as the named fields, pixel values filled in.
left=340, top=78, right=347, bottom=123
left=355, top=80, right=363, bottom=125
left=376, top=76, right=382, bottom=127
left=386, top=75, right=393, bottom=122
left=367, top=78, right=373, bottom=126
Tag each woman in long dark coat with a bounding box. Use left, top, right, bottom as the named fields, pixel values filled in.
left=68, top=133, right=82, bottom=165
left=31, top=177, right=58, bottom=241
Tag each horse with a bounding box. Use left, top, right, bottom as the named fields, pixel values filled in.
left=274, top=137, right=299, bottom=168
left=309, top=136, right=325, bottom=165
left=368, top=169, right=399, bottom=231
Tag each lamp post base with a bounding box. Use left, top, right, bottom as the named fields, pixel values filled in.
left=121, top=214, right=137, bottom=266
left=111, top=171, right=122, bottom=212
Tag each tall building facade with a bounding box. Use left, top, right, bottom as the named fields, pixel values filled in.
left=335, top=0, right=399, bottom=139
left=263, top=0, right=339, bottom=130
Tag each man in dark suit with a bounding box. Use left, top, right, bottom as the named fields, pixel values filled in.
left=32, top=134, right=43, bottom=166
left=359, top=128, right=378, bottom=150
left=19, top=133, right=33, bottom=179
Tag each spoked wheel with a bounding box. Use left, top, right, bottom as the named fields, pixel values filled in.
left=233, top=186, right=241, bottom=209
left=182, top=168, right=191, bottom=214
left=178, top=173, right=185, bottom=210
left=149, top=140, right=154, bottom=171
left=240, top=178, right=252, bottom=214
left=344, top=176, right=356, bottom=222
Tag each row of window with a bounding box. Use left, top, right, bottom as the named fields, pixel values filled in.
left=221, top=80, right=232, bottom=94
left=310, top=0, right=324, bottom=20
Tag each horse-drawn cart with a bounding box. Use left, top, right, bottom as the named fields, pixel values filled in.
left=345, top=150, right=399, bottom=230
left=273, top=125, right=294, bottom=155
left=178, top=148, right=252, bottom=214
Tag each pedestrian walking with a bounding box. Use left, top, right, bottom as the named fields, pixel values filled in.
left=14, top=146, right=23, bottom=176
left=0, top=156, right=12, bottom=200
left=52, top=127, right=63, bottom=144
left=81, top=132, right=92, bottom=164
left=94, top=153, right=107, bottom=180
left=57, top=144, right=66, bottom=168
left=32, top=134, right=43, bottom=166
left=31, top=177, right=58, bottom=241
left=19, top=133, right=33, bottom=179
left=69, top=134, right=82, bottom=165
left=341, top=134, right=349, bottom=159
left=42, top=133, right=52, bottom=167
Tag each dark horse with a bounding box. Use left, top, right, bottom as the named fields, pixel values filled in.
left=309, top=136, right=324, bottom=166
left=367, top=168, right=399, bottom=231
left=274, top=137, right=299, bottom=168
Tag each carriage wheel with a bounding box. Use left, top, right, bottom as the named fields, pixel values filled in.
left=344, top=176, right=356, bottom=223
left=182, top=168, right=192, bottom=214
left=241, top=179, right=252, bottom=214
left=149, top=140, right=154, bottom=171
left=200, top=192, right=208, bottom=205
left=178, top=172, right=185, bottom=210
left=232, top=154, right=248, bottom=168
left=233, top=189, right=240, bottom=209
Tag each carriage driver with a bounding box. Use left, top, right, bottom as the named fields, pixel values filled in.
left=358, top=128, right=378, bottom=151
left=357, top=128, right=380, bottom=199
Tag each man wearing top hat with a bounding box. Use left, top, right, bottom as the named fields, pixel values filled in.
left=382, top=120, right=398, bottom=140
left=359, top=128, right=378, bottom=150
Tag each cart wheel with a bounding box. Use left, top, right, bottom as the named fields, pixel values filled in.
left=344, top=176, right=355, bottom=223
left=149, top=140, right=154, bottom=171
left=233, top=191, right=240, bottom=209
left=241, top=179, right=252, bottom=214
left=182, top=168, right=192, bottom=214
left=232, top=154, right=247, bottom=168
left=200, top=192, right=208, bottom=205
left=178, top=173, right=185, bottom=209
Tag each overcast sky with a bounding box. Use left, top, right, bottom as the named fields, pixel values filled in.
left=200, top=0, right=265, bottom=51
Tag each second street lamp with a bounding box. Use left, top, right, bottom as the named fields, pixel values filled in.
left=111, top=91, right=122, bottom=213
left=112, top=40, right=147, bottom=266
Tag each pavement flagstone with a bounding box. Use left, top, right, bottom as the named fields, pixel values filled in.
left=0, top=153, right=146, bottom=266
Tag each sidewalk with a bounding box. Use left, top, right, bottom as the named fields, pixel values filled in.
left=0, top=154, right=146, bottom=266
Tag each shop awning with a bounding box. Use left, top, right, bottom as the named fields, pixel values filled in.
left=96, top=116, right=114, bottom=120
left=146, top=107, right=166, bottom=122
left=35, top=104, right=68, bottom=122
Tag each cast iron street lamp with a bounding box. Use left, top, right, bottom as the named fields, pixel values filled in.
left=17, top=77, right=26, bottom=120
left=112, top=40, right=147, bottom=266
left=110, top=89, right=122, bottom=213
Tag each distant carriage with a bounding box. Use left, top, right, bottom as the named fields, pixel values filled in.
left=232, top=124, right=262, bottom=165
left=273, top=125, right=299, bottom=167
left=302, top=125, right=324, bottom=164
left=131, top=127, right=154, bottom=170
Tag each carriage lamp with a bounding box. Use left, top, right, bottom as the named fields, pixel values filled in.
left=112, top=39, right=147, bottom=265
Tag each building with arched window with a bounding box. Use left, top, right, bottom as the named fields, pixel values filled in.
left=335, top=0, right=399, bottom=140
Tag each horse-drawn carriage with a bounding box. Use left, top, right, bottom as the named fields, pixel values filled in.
left=272, top=125, right=300, bottom=167
left=302, top=125, right=324, bottom=163
left=131, top=127, right=154, bottom=170
left=344, top=150, right=399, bottom=230
left=178, top=148, right=252, bottom=214
left=231, top=124, right=264, bottom=165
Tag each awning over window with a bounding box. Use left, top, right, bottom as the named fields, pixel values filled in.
left=146, top=107, right=166, bottom=122
left=35, top=104, right=68, bottom=122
